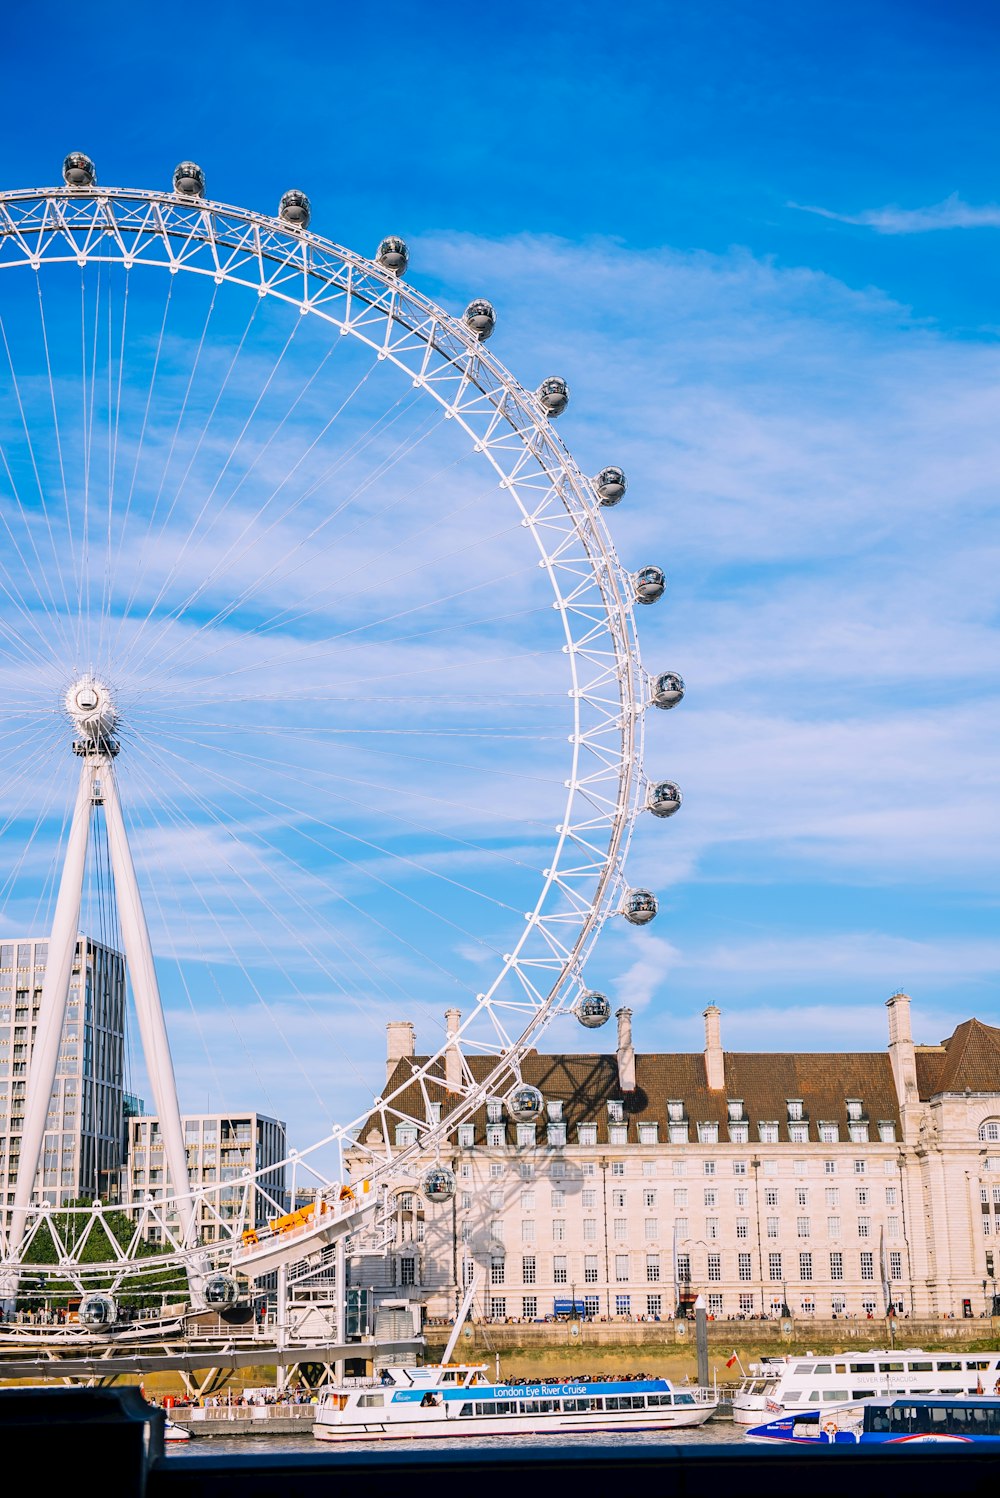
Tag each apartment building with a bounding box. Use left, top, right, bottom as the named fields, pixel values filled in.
left=126, top=1110, right=286, bottom=1241
left=348, top=994, right=1000, bottom=1322
left=0, top=935, right=126, bottom=1209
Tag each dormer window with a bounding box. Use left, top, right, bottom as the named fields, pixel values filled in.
left=727, top=1099, right=744, bottom=1122
left=608, top=1100, right=624, bottom=1124
left=787, top=1099, right=803, bottom=1122
left=667, top=1100, right=684, bottom=1123
left=486, top=1100, right=503, bottom=1124
left=697, top=1121, right=719, bottom=1144
left=878, top=1121, right=896, bottom=1143
left=846, top=1099, right=863, bottom=1122
left=819, top=1121, right=839, bottom=1143
left=758, top=1121, right=779, bottom=1144
left=428, top=1102, right=442, bottom=1125
left=578, top=1123, right=597, bottom=1145
left=546, top=1101, right=563, bottom=1123
left=728, top=1122, right=749, bottom=1144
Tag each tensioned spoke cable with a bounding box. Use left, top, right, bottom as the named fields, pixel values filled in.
left=97, top=263, right=131, bottom=671
left=132, top=736, right=466, bottom=1057
left=36, top=273, right=77, bottom=647
left=109, top=280, right=223, bottom=655
left=0, top=307, right=76, bottom=655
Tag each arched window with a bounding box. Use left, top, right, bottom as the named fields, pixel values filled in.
left=979, top=1120, right=1000, bottom=1143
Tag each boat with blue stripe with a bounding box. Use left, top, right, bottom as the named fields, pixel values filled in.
left=746, top=1396, right=1000, bottom=1446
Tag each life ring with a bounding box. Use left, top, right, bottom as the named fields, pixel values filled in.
left=821, top=1417, right=839, bottom=1437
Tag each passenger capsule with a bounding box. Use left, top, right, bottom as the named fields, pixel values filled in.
left=576, top=990, right=612, bottom=1029
left=421, top=1164, right=457, bottom=1203
left=63, top=152, right=96, bottom=188
left=647, top=780, right=682, bottom=818
left=633, top=565, right=665, bottom=605
left=508, top=1084, right=544, bottom=1123
left=204, top=1273, right=241, bottom=1306
left=464, top=299, right=497, bottom=341
left=536, top=377, right=569, bottom=418
left=623, top=888, right=658, bottom=925
left=279, top=189, right=312, bottom=229
left=651, top=672, right=685, bottom=710
left=595, top=466, right=627, bottom=506
left=79, top=1291, right=118, bottom=1327
left=376, top=236, right=408, bottom=275
left=173, top=161, right=206, bottom=198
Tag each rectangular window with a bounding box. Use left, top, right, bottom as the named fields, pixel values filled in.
left=611, top=1161, right=625, bottom=1177
left=646, top=1253, right=660, bottom=1282
left=521, top=1219, right=535, bottom=1242
left=522, top=1255, right=536, bottom=1284
left=400, top=1257, right=416, bottom=1285
left=706, top=1217, right=719, bottom=1239
left=860, top=1250, right=875, bottom=1281
left=676, top=1253, right=691, bottom=1282
left=608, top=1125, right=628, bottom=1145
left=889, top=1251, right=902, bottom=1280
left=703, top=1160, right=716, bottom=1176
left=675, top=1217, right=689, bottom=1239
left=584, top=1254, right=598, bottom=1284
left=612, top=1188, right=626, bottom=1208
left=583, top=1218, right=597, bottom=1241
left=884, top=1186, right=897, bottom=1206
left=584, top=1294, right=600, bottom=1316
left=789, top=1125, right=808, bottom=1143
left=830, top=1251, right=843, bottom=1281
left=825, top=1187, right=839, bottom=1206
left=828, top=1216, right=841, bottom=1238
left=638, top=1123, right=658, bottom=1145
left=698, top=1122, right=719, bottom=1143
left=553, top=1219, right=566, bottom=1241
left=457, top=1124, right=475, bottom=1148
left=796, top=1187, right=809, bottom=1207
left=522, top=1295, right=538, bottom=1319
left=547, top=1123, right=567, bottom=1147
left=854, top=1159, right=866, bottom=1175
left=521, top=1190, right=535, bottom=1212
left=615, top=1294, right=631, bottom=1316
left=613, top=1217, right=628, bottom=1240
left=582, top=1188, right=597, bottom=1208
left=644, top=1218, right=658, bottom=1241
left=734, top=1187, right=748, bottom=1208
left=487, top=1126, right=505, bottom=1148
left=824, top=1159, right=837, bottom=1175
left=856, top=1187, right=869, bottom=1206
left=707, top=1253, right=721, bottom=1282
left=551, top=1188, right=566, bottom=1208
left=796, top=1217, right=810, bottom=1237
left=553, top=1256, right=567, bottom=1284
left=759, top=1122, right=779, bottom=1144
left=646, top=1293, right=662, bottom=1317
left=768, top=1252, right=782, bottom=1281
left=766, top=1216, right=779, bottom=1238
left=736, top=1217, right=748, bottom=1239
left=489, top=1296, right=506, bottom=1318
left=729, top=1124, right=749, bottom=1144
left=490, top=1258, right=505, bottom=1285
left=858, top=1217, right=871, bottom=1238
left=732, top=1159, right=747, bottom=1176
left=673, top=1188, right=688, bottom=1207
left=765, top=1187, right=778, bottom=1207
left=643, top=1188, right=657, bottom=1208
left=739, top=1292, right=754, bottom=1314
left=577, top=1123, right=597, bottom=1146
left=703, top=1188, right=717, bottom=1207
left=614, top=1253, right=629, bottom=1281
left=799, top=1251, right=813, bottom=1280
left=738, top=1252, right=752, bottom=1282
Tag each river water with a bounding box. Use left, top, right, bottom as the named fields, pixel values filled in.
left=167, top=1420, right=749, bottom=1457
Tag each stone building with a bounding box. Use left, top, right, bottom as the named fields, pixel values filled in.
left=347, top=995, right=1000, bottom=1323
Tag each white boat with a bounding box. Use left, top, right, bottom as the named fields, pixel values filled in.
left=163, top=1416, right=192, bottom=1442
left=731, top=1348, right=1000, bottom=1425
left=314, top=1362, right=717, bottom=1443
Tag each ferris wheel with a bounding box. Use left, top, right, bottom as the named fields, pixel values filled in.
left=0, top=154, right=685, bottom=1307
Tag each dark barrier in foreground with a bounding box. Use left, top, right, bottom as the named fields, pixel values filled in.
left=2, top=1389, right=999, bottom=1498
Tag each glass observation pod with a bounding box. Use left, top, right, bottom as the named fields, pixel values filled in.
left=594, top=466, right=627, bottom=506
left=633, top=566, right=665, bottom=604
left=651, top=672, right=685, bottom=709
left=173, top=161, right=205, bottom=196
left=464, top=299, right=497, bottom=340
left=623, top=888, right=658, bottom=925
left=63, top=152, right=96, bottom=187
left=536, top=377, right=569, bottom=417
left=647, top=781, right=682, bottom=818
left=576, top=990, right=612, bottom=1028
left=79, top=1292, right=118, bottom=1327
left=508, top=1085, right=545, bottom=1123
left=421, top=1165, right=457, bottom=1203
left=203, top=1273, right=241, bottom=1306
left=278, top=189, right=311, bottom=228
left=376, top=237, right=409, bottom=275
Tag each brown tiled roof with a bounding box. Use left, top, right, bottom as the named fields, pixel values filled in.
left=372, top=1047, right=902, bottom=1145
left=929, top=1019, right=1000, bottom=1096
left=914, top=1046, right=948, bottom=1100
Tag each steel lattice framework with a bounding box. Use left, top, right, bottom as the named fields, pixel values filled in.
left=0, top=181, right=670, bottom=1297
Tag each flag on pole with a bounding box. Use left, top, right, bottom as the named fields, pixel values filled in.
left=726, top=1351, right=739, bottom=1369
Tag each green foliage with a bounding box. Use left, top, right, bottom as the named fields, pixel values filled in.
left=23, top=1198, right=187, bottom=1306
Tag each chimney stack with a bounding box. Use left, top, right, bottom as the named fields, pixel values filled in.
left=886, top=991, right=918, bottom=1107
left=616, top=1006, right=636, bottom=1093
left=445, top=1008, right=462, bottom=1093
left=703, top=1005, right=724, bottom=1091
left=386, top=1021, right=415, bottom=1084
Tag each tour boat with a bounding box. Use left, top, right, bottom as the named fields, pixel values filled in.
left=313, top=1363, right=718, bottom=1443
left=163, top=1417, right=191, bottom=1442
left=730, top=1348, right=1000, bottom=1424
left=746, top=1395, right=1000, bottom=1445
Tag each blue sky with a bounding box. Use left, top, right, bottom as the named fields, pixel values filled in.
left=1, top=0, right=999, bottom=1148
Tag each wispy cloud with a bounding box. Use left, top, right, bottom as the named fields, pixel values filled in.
left=792, top=193, right=1000, bottom=235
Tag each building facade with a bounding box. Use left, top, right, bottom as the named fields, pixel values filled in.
left=0, top=935, right=126, bottom=1210
left=348, top=995, right=1000, bottom=1322
left=126, top=1110, right=286, bottom=1241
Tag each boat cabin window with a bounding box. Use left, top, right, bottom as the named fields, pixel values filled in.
left=907, top=1362, right=932, bottom=1372
left=822, top=1390, right=850, bottom=1401
left=850, top=1363, right=875, bottom=1373
left=811, top=1364, right=832, bottom=1374
left=936, top=1361, right=961, bottom=1371
left=357, top=1394, right=385, bottom=1408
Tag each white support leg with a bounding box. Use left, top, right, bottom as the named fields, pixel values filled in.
left=100, top=756, right=200, bottom=1288
left=8, top=758, right=95, bottom=1259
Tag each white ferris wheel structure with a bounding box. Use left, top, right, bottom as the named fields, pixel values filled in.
left=0, top=154, right=685, bottom=1313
